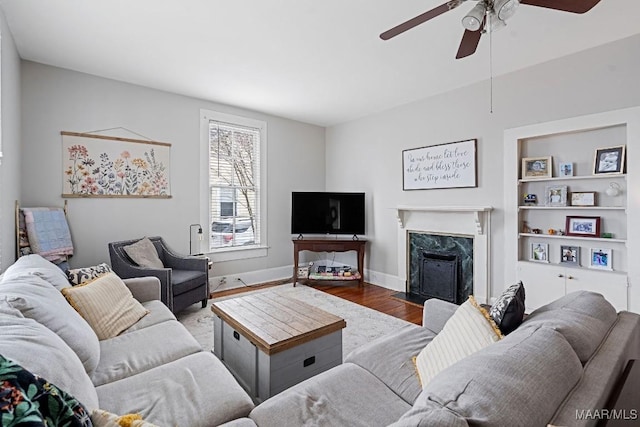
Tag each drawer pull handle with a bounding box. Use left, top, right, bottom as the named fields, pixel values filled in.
left=233, top=331, right=240, bottom=340
left=567, top=276, right=574, bottom=280
left=558, top=274, right=564, bottom=278
left=303, top=356, right=316, bottom=367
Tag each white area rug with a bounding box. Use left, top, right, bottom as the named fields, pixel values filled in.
left=177, top=284, right=416, bottom=357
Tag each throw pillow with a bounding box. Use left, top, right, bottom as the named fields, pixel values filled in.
left=122, top=237, right=164, bottom=269
left=489, top=281, right=526, bottom=335
left=67, top=263, right=113, bottom=285
left=91, top=409, right=160, bottom=427
left=62, top=272, right=149, bottom=340
left=414, top=296, right=502, bottom=388
left=0, top=354, right=92, bottom=426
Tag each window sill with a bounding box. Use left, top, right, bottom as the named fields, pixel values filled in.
left=207, top=245, right=268, bottom=262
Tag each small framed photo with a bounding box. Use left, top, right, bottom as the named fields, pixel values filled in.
left=565, top=216, right=601, bottom=238
left=545, top=185, right=568, bottom=207
left=522, top=156, right=552, bottom=179
left=570, top=192, right=596, bottom=207
left=589, top=248, right=612, bottom=270
left=560, top=245, right=580, bottom=266
left=530, top=242, right=549, bottom=263
left=559, top=162, right=574, bottom=177
left=593, top=145, right=625, bottom=175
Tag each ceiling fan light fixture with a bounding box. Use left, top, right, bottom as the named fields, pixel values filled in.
left=462, top=2, right=487, bottom=31
left=494, top=0, right=520, bottom=21
left=488, top=13, right=507, bottom=32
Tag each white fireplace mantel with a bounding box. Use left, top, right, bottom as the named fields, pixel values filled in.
left=396, top=206, right=493, bottom=234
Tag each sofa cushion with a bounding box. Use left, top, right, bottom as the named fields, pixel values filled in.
left=96, top=352, right=254, bottom=427
left=91, top=320, right=202, bottom=386
left=123, top=237, right=164, bottom=269
left=414, top=296, right=502, bottom=388
left=345, top=323, right=433, bottom=404
left=90, top=409, right=159, bottom=427
left=0, top=354, right=92, bottom=426
left=67, top=263, right=113, bottom=285
left=522, top=290, right=618, bottom=362
left=388, top=399, right=468, bottom=427
left=62, top=272, right=149, bottom=340
left=0, top=274, right=100, bottom=374
left=0, top=311, right=99, bottom=411
left=489, top=281, right=525, bottom=335
left=403, top=326, right=583, bottom=427
left=1, top=253, right=71, bottom=290
left=124, top=300, right=176, bottom=332
left=249, top=363, right=411, bottom=427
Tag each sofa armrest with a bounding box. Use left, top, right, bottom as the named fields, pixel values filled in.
left=422, top=298, right=459, bottom=333
left=123, top=276, right=161, bottom=303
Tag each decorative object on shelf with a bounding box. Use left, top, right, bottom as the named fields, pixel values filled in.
left=570, top=192, right=596, bottom=207
left=593, top=145, right=625, bottom=175
left=565, top=216, right=601, bottom=238
left=522, top=156, right=552, bottom=179
left=559, top=162, right=574, bottom=177
left=522, top=221, right=531, bottom=233
left=545, top=185, right=568, bottom=207
left=547, top=229, right=557, bottom=235
left=61, top=131, right=172, bottom=198
left=558, top=229, right=566, bottom=236
left=402, top=139, right=477, bottom=190
left=523, top=194, right=538, bottom=205
left=601, top=232, right=614, bottom=239
left=297, top=266, right=309, bottom=279
left=189, top=223, right=203, bottom=256
left=560, top=245, right=580, bottom=266
left=530, top=242, right=549, bottom=263
left=531, top=228, right=542, bottom=234
left=589, top=248, right=612, bottom=270
left=605, top=182, right=622, bottom=197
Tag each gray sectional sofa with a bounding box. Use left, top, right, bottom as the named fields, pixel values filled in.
left=2, top=253, right=639, bottom=426
left=0, top=255, right=254, bottom=426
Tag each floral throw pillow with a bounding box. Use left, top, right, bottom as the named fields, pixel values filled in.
left=489, top=281, right=526, bottom=335
left=67, top=263, right=113, bottom=285
left=0, top=354, right=92, bottom=426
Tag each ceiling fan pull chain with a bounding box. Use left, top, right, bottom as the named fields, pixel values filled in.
left=488, top=10, right=494, bottom=114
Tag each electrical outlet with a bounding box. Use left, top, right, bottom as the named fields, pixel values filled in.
left=219, top=277, right=227, bottom=285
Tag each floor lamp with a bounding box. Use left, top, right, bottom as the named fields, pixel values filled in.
left=190, top=224, right=203, bottom=256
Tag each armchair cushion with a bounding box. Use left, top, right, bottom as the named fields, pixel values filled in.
left=172, top=270, right=208, bottom=295
left=123, top=237, right=164, bottom=269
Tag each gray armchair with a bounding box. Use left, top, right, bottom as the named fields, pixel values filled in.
left=108, top=236, right=209, bottom=314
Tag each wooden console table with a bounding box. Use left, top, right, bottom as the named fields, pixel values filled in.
left=292, top=238, right=367, bottom=286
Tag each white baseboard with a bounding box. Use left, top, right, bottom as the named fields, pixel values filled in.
left=364, top=269, right=406, bottom=292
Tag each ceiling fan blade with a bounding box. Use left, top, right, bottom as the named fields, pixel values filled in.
left=456, top=27, right=483, bottom=59
left=520, top=0, right=601, bottom=13
left=380, top=0, right=464, bottom=40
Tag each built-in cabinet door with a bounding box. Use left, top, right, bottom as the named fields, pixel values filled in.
left=564, top=268, right=628, bottom=312
left=517, top=261, right=566, bottom=312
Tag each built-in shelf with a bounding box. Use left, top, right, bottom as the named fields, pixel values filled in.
left=519, top=174, right=626, bottom=184
left=519, top=233, right=626, bottom=244
left=518, top=260, right=627, bottom=275
left=518, top=206, right=626, bottom=211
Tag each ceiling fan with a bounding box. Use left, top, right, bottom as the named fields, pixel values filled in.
left=380, top=0, right=602, bottom=59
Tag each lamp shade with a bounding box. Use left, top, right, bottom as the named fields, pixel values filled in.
left=494, top=0, right=520, bottom=21
left=462, top=2, right=487, bottom=31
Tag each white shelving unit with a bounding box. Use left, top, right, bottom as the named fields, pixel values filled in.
left=504, top=108, right=640, bottom=313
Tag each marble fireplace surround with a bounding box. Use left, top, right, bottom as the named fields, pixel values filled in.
left=396, top=206, right=493, bottom=304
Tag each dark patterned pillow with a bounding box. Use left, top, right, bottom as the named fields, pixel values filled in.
left=67, top=263, right=113, bottom=285
left=0, top=354, right=92, bottom=426
left=489, top=281, right=526, bottom=335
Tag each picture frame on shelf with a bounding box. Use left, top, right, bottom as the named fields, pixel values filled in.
left=545, top=185, right=568, bottom=207
left=565, top=216, right=601, bottom=238
left=530, top=242, right=549, bottom=263
left=559, top=162, right=574, bottom=177
left=560, top=245, right=580, bottom=266
left=522, top=156, right=552, bottom=179
left=589, top=248, right=612, bottom=270
left=593, top=145, right=625, bottom=175
left=570, top=192, right=596, bottom=207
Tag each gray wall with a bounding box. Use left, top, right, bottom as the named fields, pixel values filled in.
left=325, top=34, right=640, bottom=297
left=20, top=62, right=326, bottom=274
left=0, top=8, right=21, bottom=271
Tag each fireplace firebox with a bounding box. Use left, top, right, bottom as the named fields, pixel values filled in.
left=419, top=251, right=461, bottom=304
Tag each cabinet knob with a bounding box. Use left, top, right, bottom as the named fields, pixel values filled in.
left=557, top=274, right=564, bottom=278
left=567, top=275, right=574, bottom=280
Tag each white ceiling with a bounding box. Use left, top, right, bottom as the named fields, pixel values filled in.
left=1, top=0, right=639, bottom=127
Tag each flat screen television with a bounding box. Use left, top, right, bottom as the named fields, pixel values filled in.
left=291, top=192, right=365, bottom=236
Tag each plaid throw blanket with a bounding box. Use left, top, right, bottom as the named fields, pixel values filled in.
left=22, top=207, right=74, bottom=263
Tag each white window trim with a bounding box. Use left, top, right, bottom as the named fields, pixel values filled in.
left=200, top=109, right=268, bottom=262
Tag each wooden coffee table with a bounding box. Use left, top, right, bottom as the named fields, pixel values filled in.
left=211, top=292, right=346, bottom=402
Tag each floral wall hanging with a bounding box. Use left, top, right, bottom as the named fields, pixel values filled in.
left=61, top=131, right=171, bottom=198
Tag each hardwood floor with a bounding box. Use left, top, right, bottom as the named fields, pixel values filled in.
left=212, top=281, right=423, bottom=326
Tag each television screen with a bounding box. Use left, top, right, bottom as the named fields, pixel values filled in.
left=291, top=192, right=365, bottom=236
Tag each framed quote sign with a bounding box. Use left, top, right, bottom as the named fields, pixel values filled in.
left=402, top=139, right=477, bottom=190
